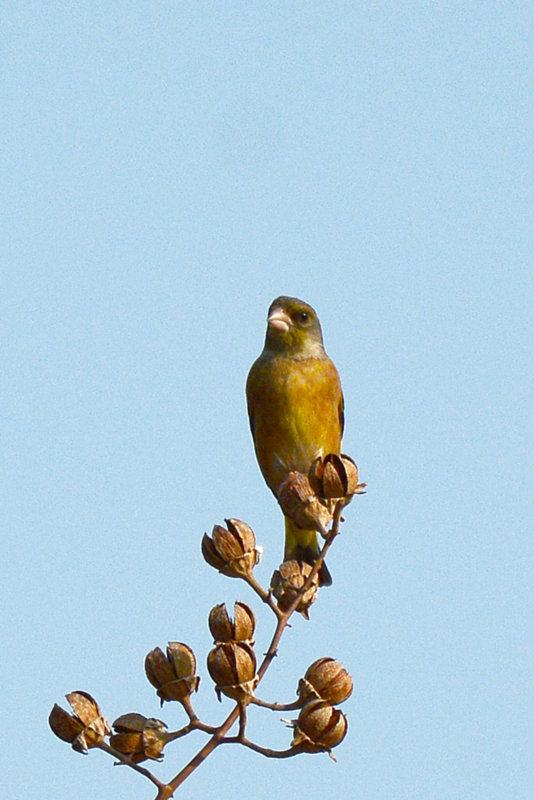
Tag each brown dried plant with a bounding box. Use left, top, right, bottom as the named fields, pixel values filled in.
left=49, top=457, right=365, bottom=798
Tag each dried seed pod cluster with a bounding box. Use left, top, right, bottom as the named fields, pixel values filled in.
left=48, top=691, right=110, bottom=753
left=110, top=714, right=169, bottom=763
left=287, top=658, right=352, bottom=756
left=202, top=518, right=262, bottom=578
left=49, top=457, right=363, bottom=789
left=145, top=642, right=199, bottom=705
left=276, top=453, right=364, bottom=544
left=207, top=602, right=258, bottom=701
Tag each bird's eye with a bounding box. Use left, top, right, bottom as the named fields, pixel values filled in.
left=297, top=311, right=310, bottom=324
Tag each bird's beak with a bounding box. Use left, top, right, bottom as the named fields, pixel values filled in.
left=267, top=308, right=292, bottom=333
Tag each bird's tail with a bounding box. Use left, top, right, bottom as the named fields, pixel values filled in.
left=284, top=517, right=332, bottom=587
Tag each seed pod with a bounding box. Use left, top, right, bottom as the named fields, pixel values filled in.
left=207, top=641, right=257, bottom=702
left=277, top=471, right=332, bottom=533
left=48, top=691, right=110, bottom=753
left=292, top=699, right=348, bottom=753
left=298, top=658, right=353, bottom=705
left=208, top=602, right=256, bottom=644
left=309, top=453, right=365, bottom=499
left=110, top=713, right=169, bottom=763
left=145, top=642, right=199, bottom=705
left=202, top=519, right=261, bottom=578
left=271, top=560, right=319, bottom=619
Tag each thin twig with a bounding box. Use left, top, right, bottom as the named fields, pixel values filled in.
left=249, top=696, right=301, bottom=711
left=165, top=724, right=193, bottom=742
left=164, top=718, right=218, bottom=741
left=244, top=573, right=283, bottom=618
left=179, top=696, right=198, bottom=722
left=97, top=742, right=165, bottom=789
left=191, top=719, right=219, bottom=734
left=220, top=736, right=304, bottom=759
left=238, top=703, right=247, bottom=737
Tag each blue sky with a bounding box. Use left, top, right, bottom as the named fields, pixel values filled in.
left=2, top=3, right=533, bottom=798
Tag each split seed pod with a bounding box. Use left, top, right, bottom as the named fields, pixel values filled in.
left=111, top=713, right=168, bottom=763
left=202, top=519, right=261, bottom=578
left=207, top=641, right=257, bottom=702
left=145, top=642, right=199, bottom=705
left=208, top=602, right=256, bottom=645
left=309, top=453, right=365, bottom=499
left=292, top=699, right=348, bottom=753
left=298, top=658, right=353, bottom=705
left=49, top=691, right=110, bottom=753
left=271, top=560, right=319, bottom=618
left=277, top=471, right=332, bottom=534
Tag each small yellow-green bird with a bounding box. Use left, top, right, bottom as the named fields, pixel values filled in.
left=246, top=296, right=344, bottom=586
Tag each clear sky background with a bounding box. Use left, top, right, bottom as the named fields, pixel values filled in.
left=2, top=2, right=533, bottom=798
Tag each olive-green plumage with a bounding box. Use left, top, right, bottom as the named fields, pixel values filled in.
left=246, top=296, right=344, bottom=586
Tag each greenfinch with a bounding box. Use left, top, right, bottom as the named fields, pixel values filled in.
left=246, top=296, right=344, bottom=586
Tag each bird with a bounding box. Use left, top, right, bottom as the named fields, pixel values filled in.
left=246, top=296, right=344, bottom=586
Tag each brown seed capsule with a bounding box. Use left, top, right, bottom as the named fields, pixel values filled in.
left=277, top=471, right=333, bottom=533
left=298, top=658, right=353, bottom=705
left=49, top=704, right=85, bottom=744
left=208, top=602, right=256, bottom=644
left=208, top=603, right=234, bottom=642
left=207, top=641, right=257, bottom=701
left=48, top=691, right=110, bottom=753
left=202, top=518, right=261, bottom=578
left=166, top=641, right=197, bottom=680
left=292, top=699, right=348, bottom=752
left=270, top=560, right=319, bottom=619
left=309, top=453, right=365, bottom=499
left=110, top=713, right=168, bottom=763
left=145, top=642, right=199, bottom=705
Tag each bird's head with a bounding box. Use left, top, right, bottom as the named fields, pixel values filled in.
left=264, top=296, right=325, bottom=357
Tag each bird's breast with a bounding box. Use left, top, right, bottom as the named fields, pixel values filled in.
left=247, top=354, right=343, bottom=494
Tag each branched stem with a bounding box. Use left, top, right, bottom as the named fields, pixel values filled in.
left=130, top=501, right=347, bottom=799
left=155, top=705, right=242, bottom=798
left=165, top=718, right=218, bottom=741
left=256, top=500, right=345, bottom=684
left=244, top=573, right=283, bottom=618
left=177, top=696, right=218, bottom=734
left=191, top=719, right=219, bottom=734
